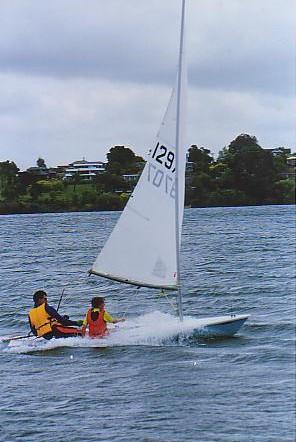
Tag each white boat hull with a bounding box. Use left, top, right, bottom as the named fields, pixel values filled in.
left=192, top=314, right=249, bottom=338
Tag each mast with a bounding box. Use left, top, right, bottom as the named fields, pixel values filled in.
left=175, top=0, right=186, bottom=321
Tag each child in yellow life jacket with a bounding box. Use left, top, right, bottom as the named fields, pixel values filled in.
left=81, top=297, right=125, bottom=338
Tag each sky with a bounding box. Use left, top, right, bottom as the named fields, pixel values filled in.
left=0, top=0, right=295, bottom=171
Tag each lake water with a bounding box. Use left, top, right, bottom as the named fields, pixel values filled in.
left=0, top=205, right=295, bottom=442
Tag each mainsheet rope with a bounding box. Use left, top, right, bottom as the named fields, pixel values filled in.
left=121, top=286, right=140, bottom=318
left=159, top=289, right=178, bottom=313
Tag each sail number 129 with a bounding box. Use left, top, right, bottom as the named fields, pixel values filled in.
left=151, top=142, right=175, bottom=173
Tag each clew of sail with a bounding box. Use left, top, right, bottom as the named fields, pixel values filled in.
left=90, top=9, right=187, bottom=291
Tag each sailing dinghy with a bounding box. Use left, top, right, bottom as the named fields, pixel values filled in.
left=89, top=0, right=248, bottom=338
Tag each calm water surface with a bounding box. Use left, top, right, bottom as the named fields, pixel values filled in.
left=0, top=205, right=295, bottom=442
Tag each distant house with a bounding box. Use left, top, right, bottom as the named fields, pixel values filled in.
left=26, top=166, right=49, bottom=177
left=122, top=174, right=140, bottom=183
left=63, top=160, right=106, bottom=181
left=264, top=147, right=291, bottom=156
left=54, top=165, right=68, bottom=179
left=185, top=161, right=194, bottom=173
left=286, top=156, right=296, bottom=178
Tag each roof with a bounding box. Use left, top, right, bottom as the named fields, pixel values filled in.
left=70, top=160, right=105, bottom=166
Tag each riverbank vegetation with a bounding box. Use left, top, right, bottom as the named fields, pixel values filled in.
left=0, top=134, right=294, bottom=214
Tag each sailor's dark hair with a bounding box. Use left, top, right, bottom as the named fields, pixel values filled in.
left=33, top=290, right=47, bottom=306
left=91, top=297, right=105, bottom=308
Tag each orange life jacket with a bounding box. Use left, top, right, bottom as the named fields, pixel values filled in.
left=28, top=303, right=59, bottom=337
left=87, top=308, right=108, bottom=338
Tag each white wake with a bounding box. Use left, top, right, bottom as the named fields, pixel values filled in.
left=2, top=311, right=209, bottom=354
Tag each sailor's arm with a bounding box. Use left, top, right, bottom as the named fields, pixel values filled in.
left=104, top=311, right=125, bottom=324
left=81, top=312, right=89, bottom=336
left=45, top=305, right=81, bottom=326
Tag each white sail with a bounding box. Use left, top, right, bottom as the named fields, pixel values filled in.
left=90, top=4, right=187, bottom=291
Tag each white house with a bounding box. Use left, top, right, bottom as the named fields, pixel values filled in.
left=63, top=160, right=106, bottom=181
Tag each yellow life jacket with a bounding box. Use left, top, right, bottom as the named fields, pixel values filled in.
left=28, top=304, right=58, bottom=337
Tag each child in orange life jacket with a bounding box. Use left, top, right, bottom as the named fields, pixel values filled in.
left=81, top=296, right=125, bottom=338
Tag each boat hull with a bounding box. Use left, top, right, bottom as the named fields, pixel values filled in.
left=192, top=314, right=249, bottom=338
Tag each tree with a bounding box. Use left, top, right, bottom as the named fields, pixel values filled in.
left=107, top=146, right=136, bottom=165
left=94, top=172, right=128, bottom=193
left=272, top=148, right=290, bottom=179
left=218, top=134, right=276, bottom=202
left=71, top=172, right=81, bottom=192
left=189, top=172, right=214, bottom=206
left=29, top=181, right=43, bottom=200
left=106, top=161, right=122, bottom=175
left=106, top=145, right=144, bottom=174
left=0, top=161, right=19, bottom=201
left=95, top=193, right=124, bottom=211
left=273, top=179, right=295, bottom=204
left=80, top=188, right=97, bottom=208
left=185, top=146, right=215, bottom=206
left=17, top=172, right=39, bottom=194
left=188, top=145, right=213, bottom=173
left=37, top=157, right=47, bottom=169
left=0, top=160, right=19, bottom=186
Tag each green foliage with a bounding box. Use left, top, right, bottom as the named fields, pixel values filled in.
left=188, top=145, right=213, bottom=173
left=95, top=193, right=125, bottom=211
left=37, top=157, right=47, bottom=168
left=17, top=172, right=39, bottom=194
left=216, top=134, right=276, bottom=202
left=106, top=145, right=145, bottom=175
left=273, top=179, right=295, bottom=204
left=29, top=180, right=62, bottom=199
left=106, top=161, right=122, bottom=175
left=94, top=172, right=128, bottom=193
left=38, top=179, right=63, bottom=192
left=0, top=161, right=19, bottom=199
left=80, top=188, right=96, bottom=205
left=272, top=149, right=290, bottom=179
left=0, top=137, right=294, bottom=214
left=208, top=189, right=250, bottom=206
left=70, top=172, right=81, bottom=192
left=107, top=145, right=136, bottom=165
left=186, top=134, right=295, bottom=208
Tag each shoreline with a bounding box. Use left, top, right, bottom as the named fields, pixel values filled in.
left=0, top=201, right=294, bottom=216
